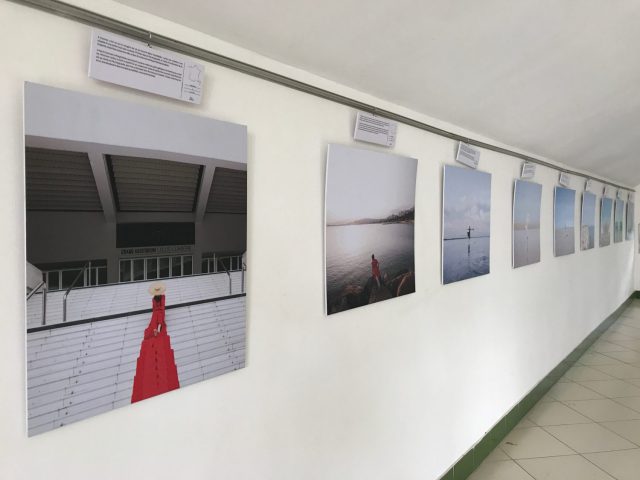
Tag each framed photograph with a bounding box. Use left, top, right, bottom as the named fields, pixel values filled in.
left=614, top=199, right=625, bottom=243
left=512, top=179, right=542, bottom=268
left=580, top=192, right=596, bottom=250
left=600, top=197, right=613, bottom=247
left=325, top=144, right=417, bottom=315
left=442, top=165, right=491, bottom=284
left=25, top=83, right=247, bottom=435
left=553, top=186, right=575, bottom=257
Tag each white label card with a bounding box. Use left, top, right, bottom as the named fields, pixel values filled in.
left=455, top=142, right=480, bottom=169
left=521, top=162, right=536, bottom=179
left=89, top=29, right=204, bottom=104
left=353, top=111, right=397, bottom=147
left=585, top=179, right=593, bottom=193
left=558, top=172, right=571, bottom=187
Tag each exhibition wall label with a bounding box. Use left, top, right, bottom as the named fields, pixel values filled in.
left=89, top=29, right=204, bottom=104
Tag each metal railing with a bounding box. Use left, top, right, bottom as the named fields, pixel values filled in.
left=62, top=262, right=90, bottom=323
left=26, top=281, right=48, bottom=326
left=217, top=260, right=232, bottom=295
left=241, top=262, right=246, bottom=293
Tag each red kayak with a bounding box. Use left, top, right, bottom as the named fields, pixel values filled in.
left=131, top=294, right=180, bottom=403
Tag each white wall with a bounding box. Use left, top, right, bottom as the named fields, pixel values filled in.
left=0, top=2, right=635, bottom=480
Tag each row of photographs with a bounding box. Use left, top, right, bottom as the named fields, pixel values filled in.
left=324, top=144, right=634, bottom=315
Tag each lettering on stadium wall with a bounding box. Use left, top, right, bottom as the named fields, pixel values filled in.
left=120, top=245, right=194, bottom=258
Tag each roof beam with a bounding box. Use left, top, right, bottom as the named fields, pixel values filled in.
left=87, top=151, right=116, bottom=222
left=194, top=165, right=215, bottom=222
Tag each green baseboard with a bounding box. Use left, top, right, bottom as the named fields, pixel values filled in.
left=439, top=292, right=637, bottom=480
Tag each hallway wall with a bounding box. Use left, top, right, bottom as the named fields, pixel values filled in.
left=0, top=2, right=635, bottom=479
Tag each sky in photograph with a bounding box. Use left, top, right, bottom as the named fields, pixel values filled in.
left=554, top=187, right=575, bottom=230
left=581, top=192, right=596, bottom=229
left=601, top=197, right=613, bottom=225
left=513, top=180, right=542, bottom=229
left=325, top=145, right=417, bottom=224
left=443, top=165, right=491, bottom=238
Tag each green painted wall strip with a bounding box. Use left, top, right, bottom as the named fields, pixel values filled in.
left=441, top=292, right=636, bottom=480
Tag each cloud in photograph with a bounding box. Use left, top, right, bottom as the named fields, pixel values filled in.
left=443, top=165, right=491, bottom=239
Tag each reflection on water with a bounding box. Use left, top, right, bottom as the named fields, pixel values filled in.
left=326, top=223, right=414, bottom=307
left=442, top=237, right=490, bottom=284
left=514, top=228, right=540, bottom=267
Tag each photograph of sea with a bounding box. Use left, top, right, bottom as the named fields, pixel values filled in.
left=442, top=165, right=491, bottom=284
left=614, top=199, right=625, bottom=243
left=600, top=197, right=613, bottom=247
left=325, top=144, right=417, bottom=315
left=580, top=191, right=596, bottom=250
left=512, top=179, right=542, bottom=268
left=626, top=201, right=634, bottom=241
left=554, top=186, right=575, bottom=256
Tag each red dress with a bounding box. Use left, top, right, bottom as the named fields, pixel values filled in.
left=371, top=258, right=381, bottom=278
left=131, top=295, right=180, bottom=403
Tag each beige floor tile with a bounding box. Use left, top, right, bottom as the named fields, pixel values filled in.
left=564, top=366, right=616, bottom=382
left=547, top=382, right=605, bottom=401
left=514, top=418, right=537, bottom=429
left=628, top=379, right=640, bottom=388
left=468, top=460, right=534, bottom=480
left=584, top=449, right=640, bottom=480
left=610, top=339, right=640, bottom=351
left=593, top=364, right=640, bottom=379
left=544, top=423, right=637, bottom=453
left=591, top=341, right=630, bottom=353
left=517, top=455, right=615, bottom=480
left=527, top=401, right=592, bottom=426
left=501, top=427, right=575, bottom=459
left=603, top=350, right=640, bottom=364
left=610, top=325, right=640, bottom=339
left=578, top=379, right=640, bottom=398
left=579, top=352, right=626, bottom=366
left=565, top=399, right=640, bottom=422
left=614, top=397, right=640, bottom=413
left=483, top=448, right=510, bottom=462
left=600, top=420, right=640, bottom=445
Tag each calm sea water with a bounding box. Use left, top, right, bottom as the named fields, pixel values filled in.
left=513, top=228, right=540, bottom=268
left=442, top=237, right=490, bottom=284
left=325, top=223, right=414, bottom=306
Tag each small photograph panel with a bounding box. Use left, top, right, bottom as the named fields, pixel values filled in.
left=600, top=197, right=613, bottom=247
left=325, top=144, right=417, bottom=315
left=553, top=186, right=576, bottom=257
left=614, top=199, right=625, bottom=243
left=442, top=165, right=491, bottom=284
left=626, top=201, right=634, bottom=241
left=580, top=192, right=596, bottom=250
left=512, top=179, right=542, bottom=268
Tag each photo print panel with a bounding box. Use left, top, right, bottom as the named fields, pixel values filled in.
left=614, top=199, right=625, bottom=243
left=627, top=201, right=635, bottom=241
left=325, top=144, right=417, bottom=315
left=24, top=83, right=247, bottom=436
left=442, top=165, right=491, bottom=284
left=580, top=192, right=596, bottom=250
left=512, top=179, right=542, bottom=268
left=600, top=197, right=613, bottom=247
left=553, top=186, right=576, bottom=257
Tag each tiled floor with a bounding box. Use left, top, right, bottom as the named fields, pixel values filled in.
left=469, top=302, right=640, bottom=480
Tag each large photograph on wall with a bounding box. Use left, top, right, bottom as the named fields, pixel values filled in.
left=325, top=144, right=417, bottom=315
left=553, top=186, right=575, bottom=256
left=24, top=83, right=247, bottom=436
left=580, top=191, right=596, bottom=250
left=512, top=179, right=542, bottom=268
left=600, top=197, right=613, bottom=247
left=442, top=165, right=491, bottom=284
left=614, top=198, right=625, bottom=243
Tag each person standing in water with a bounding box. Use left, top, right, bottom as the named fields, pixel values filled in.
left=467, top=225, right=474, bottom=239
left=371, top=254, right=381, bottom=287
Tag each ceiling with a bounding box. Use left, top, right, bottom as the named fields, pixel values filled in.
left=26, top=148, right=247, bottom=215
left=116, top=0, right=640, bottom=186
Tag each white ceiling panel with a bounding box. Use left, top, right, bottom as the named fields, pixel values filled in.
left=117, top=0, right=640, bottom=186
